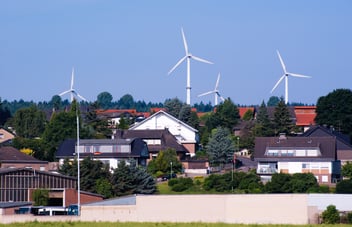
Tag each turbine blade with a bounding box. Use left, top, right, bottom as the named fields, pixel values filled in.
left=168, top=56, right=187, bottom=75
left=215, top=73, right=221, bottom=89
left=288, top=73, right=311, bottom=78
left=181, top=27, right=189, bottom=55
left=191, top=55, right=213, bottom=64
left=71, top=68, right=75, bottom=90
left=59, top=90, right=71, bottom=96
left=277, top=50, right=287, bottom=73
left=218, top=93, right=225, bottom=101
left=271, top=75, right=285, bottom=93
left=76, top=93, right=87, bottom=101
left=198, top=90, right=215, bottom=97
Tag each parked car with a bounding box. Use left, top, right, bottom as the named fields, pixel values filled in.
left=161, top=173, right=177, bottom=181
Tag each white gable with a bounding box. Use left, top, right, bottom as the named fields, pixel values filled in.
left=130, top=111, right=197, bottom=143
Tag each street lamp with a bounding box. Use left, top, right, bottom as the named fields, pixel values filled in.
left=170, top=161, right=173, bottom=179
left=76, top=106, right=81, bottom=216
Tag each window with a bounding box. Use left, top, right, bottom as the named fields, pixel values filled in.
left=322, top=175, right=328, bottom=183
left=0, top=133, right=4, bottom=139
left=118, top=145, right=130, bottom=153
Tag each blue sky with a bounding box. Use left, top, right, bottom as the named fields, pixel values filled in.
left=0, top=0, right=351, bottom=106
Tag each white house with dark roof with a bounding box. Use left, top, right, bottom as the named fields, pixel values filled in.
left=128, top=110, right=198, bottom=156
left=254, top=135, right=341, bottom=184
left=56, top=138, right=149, bottom=170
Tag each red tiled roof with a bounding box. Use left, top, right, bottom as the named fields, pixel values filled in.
left=96, top=109, right=137, bottom=114
left=238, top=107, right=254, bottom=119
left=294, top=106, right=316, bottom=126
left=150, top=108, right=166, bottom=113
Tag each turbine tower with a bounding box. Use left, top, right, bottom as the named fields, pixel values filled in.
left=59, top=68, right=87, bottom=102
left=168, top=27, right=213, bottom=105
left=198, top=73, right=225, bottom=106
left=271, top=50, right=311, bottom=104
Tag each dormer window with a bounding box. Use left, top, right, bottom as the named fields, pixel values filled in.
left=265, top=147, right=321, bottom=157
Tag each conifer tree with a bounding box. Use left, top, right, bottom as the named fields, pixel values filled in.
left=273, top=99, right=292, bottom=135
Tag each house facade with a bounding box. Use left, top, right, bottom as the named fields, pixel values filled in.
left=0, top=128, right=15, bottom=145
left=254, top=135, right=341, bottom=184
left=129, top=110, right=198, bottom=156
left=56, top=138, right=149, bottom=170
left=114, top=128, right=189, bottom=160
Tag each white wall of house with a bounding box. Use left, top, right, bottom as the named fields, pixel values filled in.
left=278, top=161, right=332, bottom=174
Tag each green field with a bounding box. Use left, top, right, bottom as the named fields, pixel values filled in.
left=0, top=222, right=350, bottom=227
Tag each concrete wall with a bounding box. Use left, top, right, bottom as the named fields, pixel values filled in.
left=3, top=194, right=352, bottom=224
left=80, top=194, right=311, bottom=224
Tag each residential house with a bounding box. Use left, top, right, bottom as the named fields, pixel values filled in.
left=128, top=110, right=199, bottom=156
left=56, top=138, right=149, bottom=169
left=254, top=134, right=341, bottom=184
left=301, top=125, right=352, bottom=165
left=114, top=128, right=189, bottom=160
left=96, top=109, right=138, bottom=127
left=0, top=146, right=48, bottom=171
left=0, top=128, right=15, bottom=145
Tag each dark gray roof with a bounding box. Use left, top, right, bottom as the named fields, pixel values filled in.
left=114, top=129, right=188, bottom=154
left=0, top=202, right=32, bottom=208
left=0, top=146, right=47, bottom=164
left=301, top=125, right=352, bottom=150
left=254, top=136, right=336, bottom=161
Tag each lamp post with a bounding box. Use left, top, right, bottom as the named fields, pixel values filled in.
left=170, top=161, right=173, bottom=179
left=76, top=107, right=81, bottom=216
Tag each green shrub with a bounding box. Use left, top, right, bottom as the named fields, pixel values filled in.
left=168, top=178, right=178, bottom=187
left=169, top=177, right=194, bottom=192
left=336, top=179, right=352, bottom=193
left=321, top=205, right=340, bottom=224
left=347, top=212, right=352, bottom=224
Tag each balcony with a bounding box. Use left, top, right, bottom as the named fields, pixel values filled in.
left=257, top=167, right=278, bottom=174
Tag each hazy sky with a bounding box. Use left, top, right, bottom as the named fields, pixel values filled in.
left=1, top=1, right=351, bottom=106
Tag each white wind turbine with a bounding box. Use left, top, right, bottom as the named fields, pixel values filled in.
left=198, top=73, right=225, bottom=106
left=59, top=68, right=87, bottom=102
left=168, top=27, right=213, bottom=105
left=271, top=50, right=311, bottom=104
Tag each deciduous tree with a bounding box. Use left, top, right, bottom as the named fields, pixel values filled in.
left=12, top=105, right=46, bottom=138
left=315, top=89, right=352, bottom=136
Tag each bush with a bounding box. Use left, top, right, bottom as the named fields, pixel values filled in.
left=168, top=178, right=178, bottom=187
left=336, top=179, right=352, bottom=193
left=321, top=205, right=340, bottom=224
left=170, top=177, right=194, bottom=192
left=347, top=212, right=352, bottom=224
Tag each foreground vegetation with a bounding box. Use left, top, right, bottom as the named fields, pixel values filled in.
left=0, top=223, right=352, bottom=227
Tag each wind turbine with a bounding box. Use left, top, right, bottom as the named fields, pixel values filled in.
left=59, top=68, right=87, bottom=102
left=168, top=27, right=213, bottom=105
left=270, top=50, right=311, bottom=104
left=198, top=73, right=225, bottom=106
